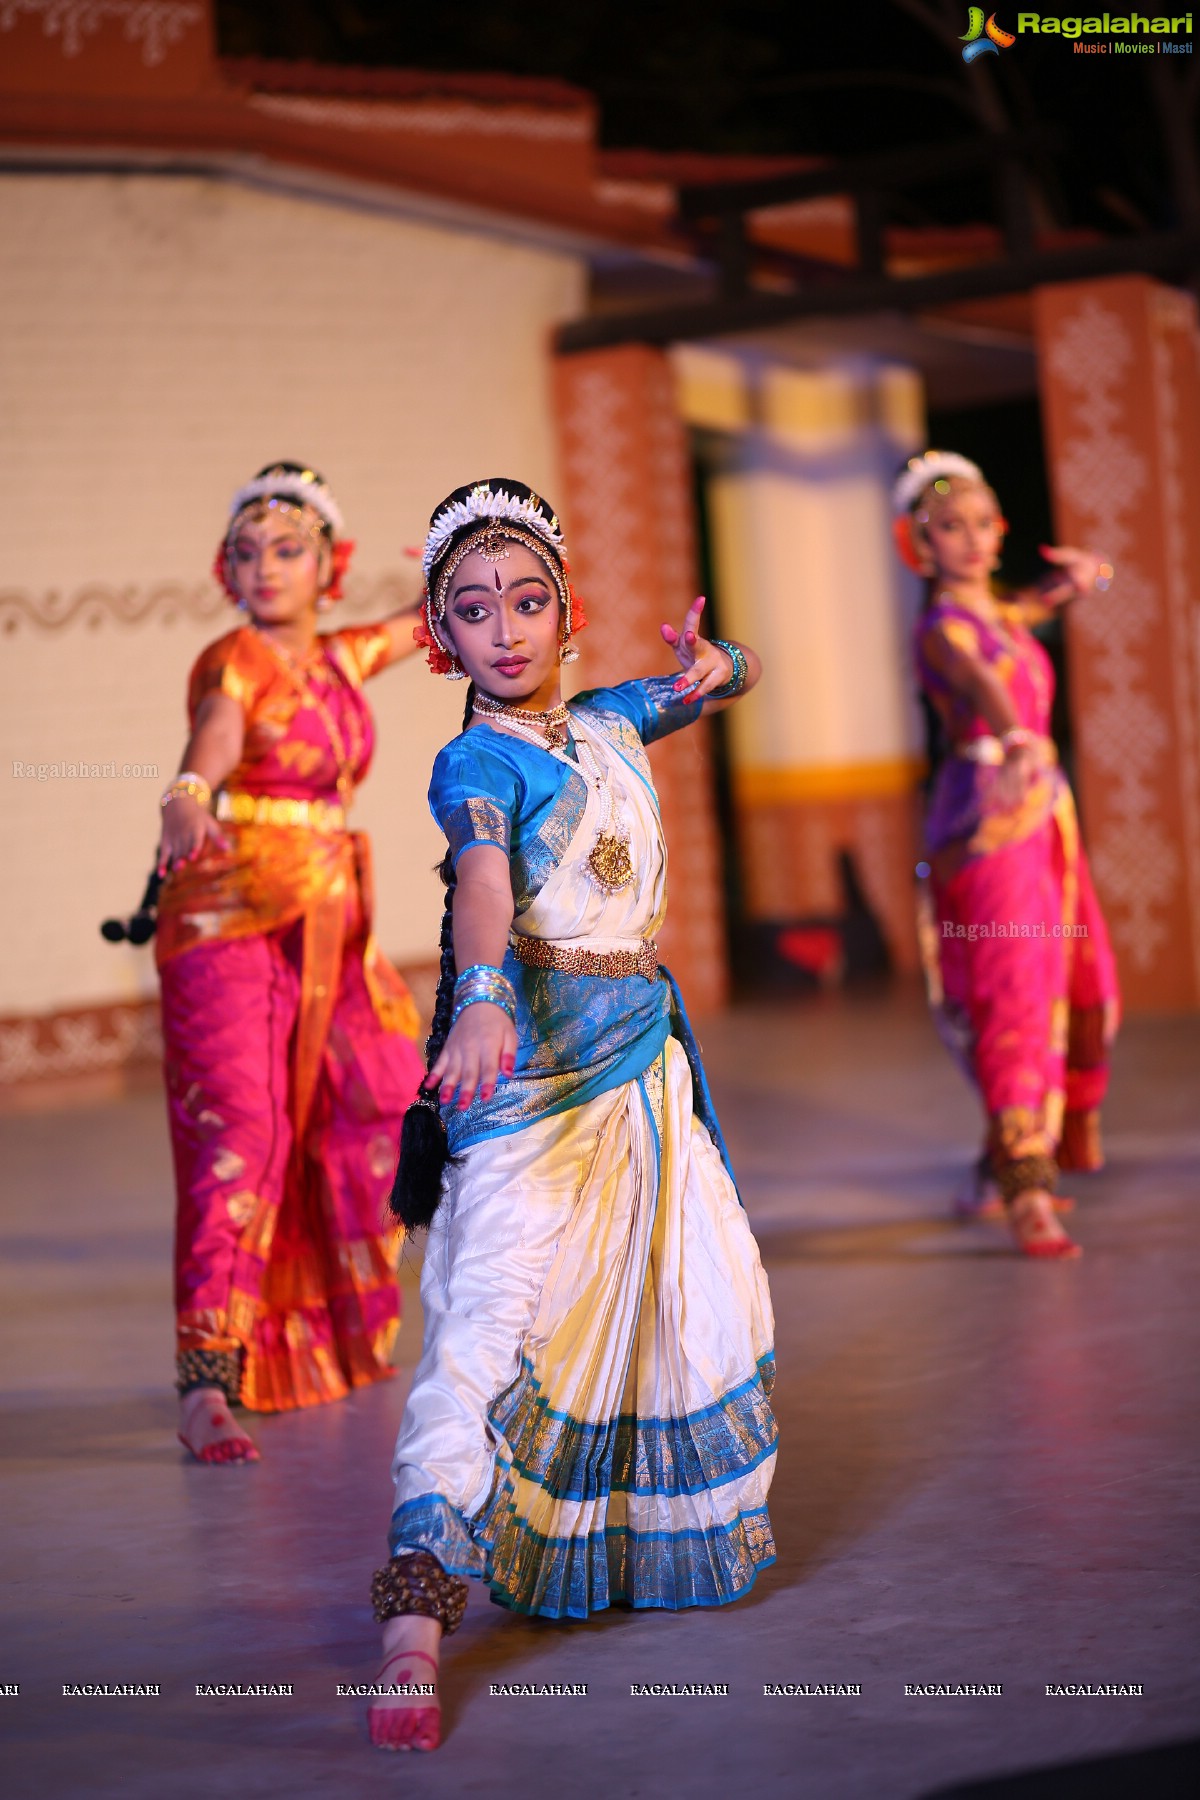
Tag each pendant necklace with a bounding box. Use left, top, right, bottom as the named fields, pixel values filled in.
left=573, top=735, right=635, bottom=894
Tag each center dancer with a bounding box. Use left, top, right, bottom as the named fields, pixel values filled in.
left=366, top=479, right=777, bottom=1752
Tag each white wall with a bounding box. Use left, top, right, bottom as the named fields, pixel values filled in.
left=0, top=171, right=584, bottom=1015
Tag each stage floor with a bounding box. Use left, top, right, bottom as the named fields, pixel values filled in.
left=2, top=985, right=1198, bottom=1798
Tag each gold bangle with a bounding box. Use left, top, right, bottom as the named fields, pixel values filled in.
left=160, top=773, right=212, bottom=811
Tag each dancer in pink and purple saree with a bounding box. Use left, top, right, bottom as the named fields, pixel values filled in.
left=895, top=451, right=1120, bottom=1258
left=155, top=463, right=426, bottom=1461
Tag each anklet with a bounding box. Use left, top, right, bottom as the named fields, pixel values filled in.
left=370, top=1551, right=468, bottom=1636
left=176, top=1347, right=241, bottom=1403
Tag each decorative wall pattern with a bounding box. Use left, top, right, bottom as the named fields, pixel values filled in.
left=1036, top=276, right=1200, bottom=1009
left=0, top=998, right=161, bottom=1085
left=0, top=570, right=418, bottom=634
left=0, top=961, right=439, bottom=1087
left=1150, top=287, right=1200, bottom=992
left=0, top=1, right=202, bottom=65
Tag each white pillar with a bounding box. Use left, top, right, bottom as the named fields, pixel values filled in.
left=674, top=346, right=927, bottom=965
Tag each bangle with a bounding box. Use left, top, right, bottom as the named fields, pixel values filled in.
left=707, top=639, right=749, bottom=700
left=1000, top=728, right=1033, bottom=755
left=451, top=963, right=517, bottom=1027
left=160, top=771, right=212, bottom=810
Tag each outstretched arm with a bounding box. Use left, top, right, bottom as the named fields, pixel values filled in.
left=1007, top=546, right=1111, bottom=626
left=660, top=596, right=761, bottom=712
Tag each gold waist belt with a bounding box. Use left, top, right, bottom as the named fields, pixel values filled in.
left=216, top=790, right=347, bottom=833
left=955, top=735, right=1056, bottom=767
left=510, top=935, right=659, bottom=981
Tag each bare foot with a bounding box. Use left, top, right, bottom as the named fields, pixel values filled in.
left=178, top=1386, right=259, bottom=1464
left=368, top=1614, right=442, bottom=1752
left=1009, top=1188, right=1082, bottom=1259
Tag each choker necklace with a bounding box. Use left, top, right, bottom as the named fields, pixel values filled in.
left=472, top=692, right=571, bottom=750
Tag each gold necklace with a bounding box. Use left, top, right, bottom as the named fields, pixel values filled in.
left=472, top=691, right=571, bottom=750
left=251, top=627, right=360, bottom=810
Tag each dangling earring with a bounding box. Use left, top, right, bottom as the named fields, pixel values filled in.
left=559, top=636, right=579, bottom=665
left=445, top=660, right=467, bottom=681
left=317, top=591, right=333, bottom=613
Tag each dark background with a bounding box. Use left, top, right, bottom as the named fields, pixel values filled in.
left=217, top=1, right=1195, bottom=238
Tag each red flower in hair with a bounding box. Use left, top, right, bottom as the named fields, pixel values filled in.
left=212, top=542, right=240, bottom=603
left=892, top=514, right=928, bottom=575
left=414, top=610, right=457, bottom=676
left=325, top=538, right=356, bottom=602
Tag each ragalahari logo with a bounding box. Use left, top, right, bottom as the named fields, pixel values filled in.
left=961, top=8, right=1017, bottom=58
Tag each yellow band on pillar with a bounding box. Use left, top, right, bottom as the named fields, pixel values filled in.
left=734, top=757, right=927, bottom=806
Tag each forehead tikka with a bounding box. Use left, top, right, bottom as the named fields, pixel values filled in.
left=430, top=523, right=569, bottom=620
left=225, top=496, right=329, bottom=546
left=421, top=485, right=563, bottom=580
left=425, top=521, right=574, bottom=670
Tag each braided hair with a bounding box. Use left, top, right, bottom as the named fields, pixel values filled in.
left=388, top=683, right=475, bottom=1232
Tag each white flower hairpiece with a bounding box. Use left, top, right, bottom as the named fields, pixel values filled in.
left=227, top=470, right=344, bottom=536
left=422, top=483, right=563, bottom=577
left=891, top=451, right=985, bottom=516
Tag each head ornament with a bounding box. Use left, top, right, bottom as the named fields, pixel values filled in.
left=891, top=451, right=986, bottom=516
left=416, top=478, right=584, bottom=677
left=228, top=465, right=345, bottom=536
left=214, top=462, right=354, bottom=607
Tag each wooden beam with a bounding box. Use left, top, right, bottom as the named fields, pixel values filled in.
left=676, top=128, right=1062, bottom=220
left=556, top=230, right=1200, bottom=353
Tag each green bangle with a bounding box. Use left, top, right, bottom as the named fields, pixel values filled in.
left=708, top=639, right=749, bottom=700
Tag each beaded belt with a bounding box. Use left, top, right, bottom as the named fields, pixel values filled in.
left=216, top=790, right=346, bottom=833
left=509, top=934, right=659, bottom=981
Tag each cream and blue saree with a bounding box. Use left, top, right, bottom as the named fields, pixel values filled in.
left=388, top=678, right=777, bottom=1619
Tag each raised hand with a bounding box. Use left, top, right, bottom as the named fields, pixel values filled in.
left=1037, top=546, right=1111, bottom=607
left=660, top=596, right=734, bottom=702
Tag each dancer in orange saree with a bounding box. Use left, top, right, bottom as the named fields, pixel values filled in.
left=896, top=452, right=1120, bottom=1258
left=156, top=463, right=426, bottom=1462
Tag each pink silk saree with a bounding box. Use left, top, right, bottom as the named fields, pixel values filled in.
left=156, top=624, right=424, bottom=1410
left=915, top=598, right=1118, bottom=1193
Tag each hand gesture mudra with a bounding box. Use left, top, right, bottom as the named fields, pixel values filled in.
left=660, top=596, right=733, bottom=701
